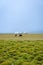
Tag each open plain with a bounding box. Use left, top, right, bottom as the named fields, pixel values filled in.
left=0, top=34, right=43, bottom=65
left=0, top=34, right=43, bottom=40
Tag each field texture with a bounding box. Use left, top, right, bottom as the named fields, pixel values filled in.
left=0, top=34, right=43, bottom=40
left=0, top=40, right=43, bottom=65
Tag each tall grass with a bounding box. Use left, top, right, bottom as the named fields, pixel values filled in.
left=0, top=40, right=43, bottom=65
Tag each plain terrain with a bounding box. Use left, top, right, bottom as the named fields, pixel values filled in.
left=0, top=34, right=43, bottom=40
left=0, top=34, right=43, bottom=65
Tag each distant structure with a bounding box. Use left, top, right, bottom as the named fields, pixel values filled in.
left=14, top=32, right=28, bottom=37
left=14, top=32, right=23, bottom=37
left=15, top=32, right=19, bottom=34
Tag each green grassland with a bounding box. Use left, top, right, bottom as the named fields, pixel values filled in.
left=0, top=40, right=43, bottom=65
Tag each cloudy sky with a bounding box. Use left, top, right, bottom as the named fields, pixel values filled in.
left=0, top=0, right=43, bottom=33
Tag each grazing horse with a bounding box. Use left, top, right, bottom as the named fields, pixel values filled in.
left=19, top=34, right=22, bottom=36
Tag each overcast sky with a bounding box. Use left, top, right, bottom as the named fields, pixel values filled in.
left=0, top=0, right=43, bottom=33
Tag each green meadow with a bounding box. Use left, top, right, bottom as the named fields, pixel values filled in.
left=0, top=40, right=43, bottom=65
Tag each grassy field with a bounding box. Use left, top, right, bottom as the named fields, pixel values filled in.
left=0, top=34, right=43, bottom=40
left=0, top=40, right=43, bottom=65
